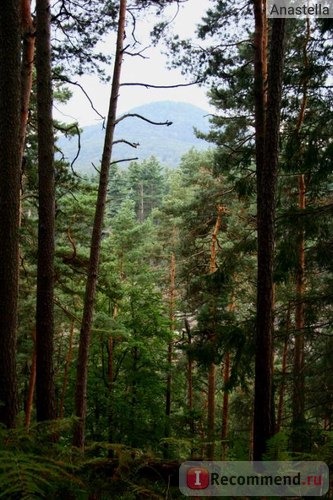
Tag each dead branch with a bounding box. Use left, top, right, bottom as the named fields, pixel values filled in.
left=126, top=8, right=139, bottom=45
left=123, top=48, right=150, bottom=58
left=120, top=79, right=203, bottom=89
left=110, top=157, right=138, bottom=165
left=53, top=72, right=105, bottom=121
left=115, top=113, right=172, bottom=126
left=112, top=139, right=140, bottom=148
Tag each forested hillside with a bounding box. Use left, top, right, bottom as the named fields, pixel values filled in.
left=58, top=101, right=211, bottom=171
left=0, top=0, right=332, bottom=498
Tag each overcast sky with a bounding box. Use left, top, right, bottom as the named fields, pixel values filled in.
left=53, top=1, right=211, bottom=126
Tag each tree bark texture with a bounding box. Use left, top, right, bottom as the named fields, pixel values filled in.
left=73, top=0, right=127, bottom=449
left=20, top=0, right=35, bottom=161
left=59, top=320, right=75, bottom=418
left=35, top=0, right=57, bottom=422
left=276, top=302, right=291, bottom=432
left=25, top=328, right=36, bottom=428
left=221, top=299, right=234, bottom=459
left=292, top=174, right=306, bottom=451
left=0, top=0, right=21, bottom=428
left=207, top=363, right=216, bottom=460
left=207, top=205, right=224, bottom=460
left=184, top=318, right=194, bottom=437
left=253, top=11, right=285, bottom=460
left=291, top=20, right=309, bottom=451
left=108, top=304, right=118, bottom=446
left=221, top=351, right=230, bottom=459
left=164, top=253, right=175, bottom=457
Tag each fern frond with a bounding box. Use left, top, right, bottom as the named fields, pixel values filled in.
left=0, top=450, right=83, bottom=498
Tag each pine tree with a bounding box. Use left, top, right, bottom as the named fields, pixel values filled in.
left=0, top=0, right=22, bottom=428
left=35, top=0, right=57, bottom=422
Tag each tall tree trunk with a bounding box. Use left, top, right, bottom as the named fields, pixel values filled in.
left=253, top=11, right=285, bottom=459
left=207, top=205, right=224, bottom=460
left=20, top=0, right=35, bottom=160
left=252, top=1, right=267, bottom=458
left=73, top=0, right=127, bottom=449
left=221, top=299, right=234, bottom=459
left=262, top=0, right=268, bottom=105
left=291, top=20, right=310, bottom=452
left=59, top=320, right=75, bottom=419
left=221, top=351, right=230, bottom=459
left=130, top=345, right=139, bottom=447
left=164, top=253, right=175, bottom=457
left=25, top=328, right=37, bottom=428
left=276, top=302, right=291, bottom=432
left=19, top=0, right=36, bottom=225
left=185, top=318, right=194, bottom=439
left=108, top=304, right=117, bottom=446
left=107, top=336, right=115, bottom=443
left=35, top=0, right=57, bottom=422
left=207, top=363, right=216, bottom=460
left=292, top=174, right=306, bottom=451
left=0, top=0, right=21, bottom=428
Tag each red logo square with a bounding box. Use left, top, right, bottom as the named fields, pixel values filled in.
left=187, top=467, right=210, bottom=489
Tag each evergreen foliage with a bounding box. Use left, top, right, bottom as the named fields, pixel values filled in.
left=0, top=0, right=332, bottom=496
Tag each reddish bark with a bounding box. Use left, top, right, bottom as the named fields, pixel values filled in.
left=292, top=174, right=306, bottom=451
left=253, top=11, right=285, bottom=459
left=184, top=318, right=194, bottom=437
left=35, top=0, right=57, bottom=422
left=276, top=304, right=291, bottom=432
left=164, top=254, right=176, bottom=457
left=207, top=205, right=225, bottom=460
left=221, top=351, right=230, bottom=459
left=291, top=20, right=310, bottom=452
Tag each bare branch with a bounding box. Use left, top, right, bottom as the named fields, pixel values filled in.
left=120, top=79, right=203, bottom=89
left=124, top=46, right=150, bottom=58
left=126, top=8, right=140, bottom=45
left=54, top=122, right=84, bottom=178
left=91, top=162, right=100, bottom=175
left=110, top=157, right=138, bottom=165
left=53, top=72, right=105, bottom=121
left=69, top=125, right=82, bottom=175
left=115, top=113, right=172, bottom=126
left=113, top=139, right=140, bottom=148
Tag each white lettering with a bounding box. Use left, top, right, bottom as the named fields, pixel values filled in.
left=194, top=470, right=202, bottom=486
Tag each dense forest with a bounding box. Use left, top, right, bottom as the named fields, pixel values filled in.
left=0, top=0, right=332, bottom=498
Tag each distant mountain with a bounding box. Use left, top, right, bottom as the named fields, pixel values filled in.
left=57, top=101, right=211, bottom=172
